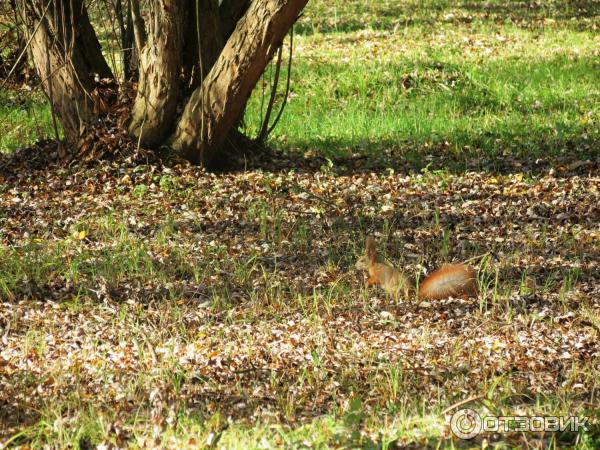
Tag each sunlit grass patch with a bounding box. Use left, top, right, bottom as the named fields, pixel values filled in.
left=244, top=5, right=599, bottom=166
left=297, top=0, right=600, bottom=34
left=0, top=89, right=55, bottom=153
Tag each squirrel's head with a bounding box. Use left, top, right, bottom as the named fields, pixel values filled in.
left=355, top=237, right=377, bottom=270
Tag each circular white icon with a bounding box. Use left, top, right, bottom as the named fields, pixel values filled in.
left=450, top=408, right=482, bottom=440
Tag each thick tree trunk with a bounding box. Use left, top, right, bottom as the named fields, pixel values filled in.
left=219, top=0, right=250, bottom=41
left=128, top=0, right=185, bottom=147
left=19, top=0, right=307, bottom=166
left=19, top=0, right=112, bottom=144
left=74, top=4, right=113, bottom=79
left=170, top=0, right=308, bottom=166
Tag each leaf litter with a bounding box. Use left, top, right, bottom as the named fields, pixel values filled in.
left=0, top=145, right=599, bottom=446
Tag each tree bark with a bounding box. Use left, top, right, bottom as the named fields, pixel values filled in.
left=74, top=3, right=113, bottom=79
left=219, top=0, right=250, bottom=41
left=128, top=0, right=185, bottom=147
left=170, top=0, right=308, bottom=166
left=19, top=0, right=112, bottom=144
left=18, top=0, right=307, bottom=167
left=115, top=0, right=139, bottom=80
left=183, top=0, right=223, bottom=91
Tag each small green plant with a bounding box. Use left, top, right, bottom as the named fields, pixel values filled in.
left=292, top=220, right=311, bottom=251
left=383, top=366, right=404, bottom=405
left=559, top=266, right=581, bottom=309
left=439, top=228, right=450, bottom=261
left=159, top=175, right=176, bottom=192
left=132, top=184, right=149, bottom=198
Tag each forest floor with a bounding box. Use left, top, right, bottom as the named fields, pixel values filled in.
left=1, top=0, right=600, bottom=448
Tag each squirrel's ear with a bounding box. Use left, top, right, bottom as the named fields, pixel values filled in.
left=365, top=237, right=376, bottom=260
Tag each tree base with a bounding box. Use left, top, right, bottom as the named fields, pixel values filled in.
left=209, top=129, right=267, bottom=172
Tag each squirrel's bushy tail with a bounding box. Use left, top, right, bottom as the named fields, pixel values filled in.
left=418, top=264, right=477, bottom=300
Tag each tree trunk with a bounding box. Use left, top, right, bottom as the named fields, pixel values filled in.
left=19, top=0, right=112, bottom=144
left=128, top=0, right=185, bottom=147
left=183, top=0, right=223, bottom=92
left=115, top=0, right=139, bottom=80
left=74, top=4, right=113, bottom=79
left=170, top=0, right=308, bottom=165
left=219, top=0, right=250, bottom=41
left=19, top=0, right=307, bottom=167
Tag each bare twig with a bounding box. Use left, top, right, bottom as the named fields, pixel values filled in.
left=441, top=394, right=487, bottom=415
left=0, top=0, right=52, bottom=91
left=267, top=24, right=294, bottom=136
left=257, top=44, right=283, bottom=142
left=130, top=0, right=145, bottom=53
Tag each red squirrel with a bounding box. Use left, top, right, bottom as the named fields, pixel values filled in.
left=355, top=237, right=478, bottom=300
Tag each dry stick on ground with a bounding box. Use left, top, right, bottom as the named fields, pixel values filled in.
left=198, top=390, right=277, bottom=403
left=290, top=182, right=339, bottom=208
left=441, top=394, right=487, bottom=415
left=233, top=365, right=282, bottom=374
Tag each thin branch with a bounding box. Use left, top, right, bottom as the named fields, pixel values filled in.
left=97, top=0, right=122, bottom=80
left=441, top=394, right=487, bottom=415
left=257, top=44, right=282, bottom=142
left=197, top=0, right=206, bottom=147
left=130, top=0, right=146, bottom=53
left=0, top=0, right=52, bottom=91
left=267, top=24, right=294, bottom=136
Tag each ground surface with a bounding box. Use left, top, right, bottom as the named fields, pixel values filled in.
left=1, top=0, right=600, bottom=448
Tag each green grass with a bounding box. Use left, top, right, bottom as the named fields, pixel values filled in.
left=0, top=89, right=54, bottom=153
left=1, top=1, right=600, bottom=448
left=296, top=0, right=599, bottom=34
left=2, top=1, right=598, bottom=162
left=244, top=1, right=600, bottom=166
